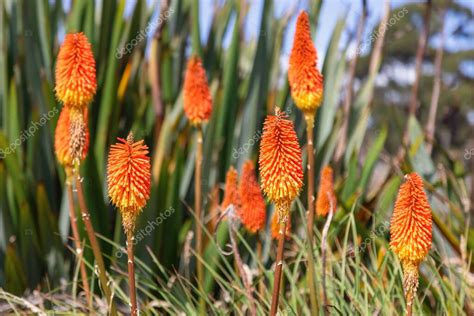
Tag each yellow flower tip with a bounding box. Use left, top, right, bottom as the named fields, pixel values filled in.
left=55, top=32, right=97, bottom=109
left=107, top=133, right=151, bottom=233
left=288, top=11, right=324, bottom=114
left=390, top=172, right=432, bottom=264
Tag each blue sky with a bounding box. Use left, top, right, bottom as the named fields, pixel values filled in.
left=63, top=0, right=473, bottom=72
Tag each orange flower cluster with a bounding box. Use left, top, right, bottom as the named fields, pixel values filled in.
left=288, top=11, right=323, bottom=114
left=238, top=161, right=266, bottom=233
left=270, top=211, right=291, bottom=240
left=221, top=166, right=240, bottom=210
left=390, top=172, right=432, bottom=302
left=183, top=56, right=213, bottom=125
left=107, top=133, right=151, bottom=234
left=221, top=162, right=266, bottom=234
left=54, top=107, right=90, bottom=168
left=259, top=108, right=303, bottom=205
left=315, top=166, right=336, bottom=216
left=390, top=173, right=432, bottom=263
left=55, top=33, right=97, bottom=109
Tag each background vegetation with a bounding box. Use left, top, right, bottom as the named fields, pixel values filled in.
left=0, top=0, right=472, bottom=314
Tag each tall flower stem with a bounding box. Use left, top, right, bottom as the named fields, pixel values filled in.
left=66, top=178, right=91, bottom=306
left=304, top=114, right=318, bottom=314
left=195, top=127, right=205, bottom=313
left=321, top=194, right=334, bottom=312
left=228, top=218, right=256, bottom=316
left=75, top=171, right=116, bottom=315
left=406, top=291, right=413, bottom=316
left=270, top=201, right=290, bottom=316
left=257, top=235, right=264, bottom=299
left=270, top=217, right=287, bottom=316
left=126, top=232, right=138, bottom=316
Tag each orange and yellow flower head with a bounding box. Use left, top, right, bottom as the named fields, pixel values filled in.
left=390, top=172, right=432, bottom=264
left=55, top=33, right=97, bottom=109
left=221, top=166, right=240, bottom=211
left=107, top=133, right=151, bottom=234
left=183, top=56, right=213, bottom=125
left=54, top=106, right=89, bottom=169
left=315, top=166, right=337, bottom=216
left=288, top=11, right=323, bottom=114
left=259, top=108, right=303, bottom=205
left=238, top=161, right=266, bottom=233
left=271, top=211, right=291, bottom=240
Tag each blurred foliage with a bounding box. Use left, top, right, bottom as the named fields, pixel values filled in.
left=0, top=0, right=472, bottom=314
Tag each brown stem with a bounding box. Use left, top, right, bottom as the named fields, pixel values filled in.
left=321, top=193, right=334, bottom=312
left=228, top=217, right=256, bottom=316
left=270, top=203, right=288, bottom=316
left=257, top=235, right=264, bottom=299
left=66, top=179, right=92, bottom=306
left=127, top=232, right=138, bottom=316
left=195, top=127, right=205, bottom=314
left=425, top=1, right=447, bottom=155
left=334, top=0, right=367, bottom=163
left=304, top=114, right=319, bottom=314
left=406, top=288, right=414, bottom=316
left=399, top=0, right=432, bottom=161
left=150, top=0, right=169, bottom=182
left=75, top=172, right=116, bottom=315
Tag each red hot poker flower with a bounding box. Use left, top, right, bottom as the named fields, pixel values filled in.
left=288, top=11, right=324, bottom=114
left=238, top=161, right=266, bottom=233
left=183, top=56, right=213, bottom=125
left=259, top=108, right=303, bottom=205
left=221, top=166, right=240, bottom=211
left=315, top=166, right=337, bottom=216
left=54, top=106, right=89, bottom=169
left=390, top=172, right=432, bottom=263
left=55, top=33, right=97, bottom=109
left=107, top=133, right=151, bottom=234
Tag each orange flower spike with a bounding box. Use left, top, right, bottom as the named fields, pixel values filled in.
left=270, top=211, right=291, bottom=240
left=238, top=161, right=266, bottom=233
left=107, top=133, right=151, bottom=234
left=55, top=33, right=97, bottom=109
left=390, top=172, right=432, bottom=263
left=288, top=11, right=323, bottom=114
left=390, top=172, right=432, bottom=304
left=183, top=56, right=213, bottom=125
left=221, top=166, right=240, bottom=210
left=259, top=108, right=303, bottom=205
left=315, top=166, right=337, bottom=216
left=54, top=106, right=90, bottom=169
